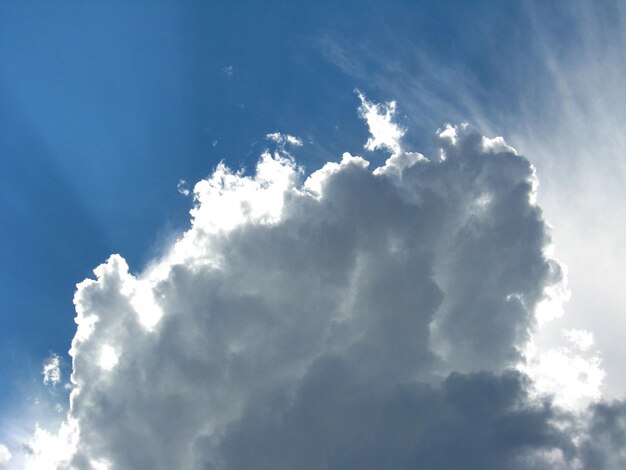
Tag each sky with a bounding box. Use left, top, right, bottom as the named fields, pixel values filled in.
left=1, top=1, right=625, bottom=468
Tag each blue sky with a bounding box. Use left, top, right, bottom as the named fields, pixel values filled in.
left=0, top=0, right=440, bottom=409
left=0, top=0, right=362, bottom=409
left=1, top=1, right=626, bottom=468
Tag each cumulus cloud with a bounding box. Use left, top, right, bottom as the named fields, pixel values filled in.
left=16, top=96, right=626, bottom=468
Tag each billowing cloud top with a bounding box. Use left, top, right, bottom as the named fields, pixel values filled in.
left=14, top=100, right=626, bottom=470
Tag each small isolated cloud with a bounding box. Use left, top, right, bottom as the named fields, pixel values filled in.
left=221, top=65, right=234, bottom=77
left=177, top=179, right=190, bottom=197
left=266, top=132, right=303, bottom=148
left=0, top=444, right=10, bottom=470
left=41, top=354, right=61, bottom=387
left=19, top=96, right=626, bottom=469
left=357, top=89, right=405, bottom=155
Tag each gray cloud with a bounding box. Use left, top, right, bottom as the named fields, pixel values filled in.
left=18, top=108, right=626, bottom=468
left=321, top=1, right=626, bottom=401
left=578, top=401, right=626, bottom=469
left=210, top=367, right=572, bottom=470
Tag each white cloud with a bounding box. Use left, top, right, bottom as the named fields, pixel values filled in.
left=481, top=135, right=518, bottom=155
left=98, top=345, right=119, bottom=371
left=18, top=97, right=626, bottom=469
left=522, top=330, right=605, bottom=410
left=534, top=264, right=571, bottom=324
left=357, top=91, right=426, bottom=178
left=303, top=151, right=369, bottom=196
left=0, top=444, right=10, bottom=470
left=266, top=132, right=303, bottom=148
left=357, top=90, right=405, bottom=155
left=177, top=179, right=190, bottom=197
left=42, top=354, right=61, bottom=387
left=437, top=122, right=461, bottom=145
left=22, top=419, right=78, bottom=470
left=564, top=328, right=595, bottom=351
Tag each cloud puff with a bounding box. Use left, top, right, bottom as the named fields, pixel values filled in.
left=17, top=98, right=626, bottom=469
left=42, top=354, right=61, bottom=387
left=266, top=132, right=304, bottom=149
left=357, top=90, right=405, bottom=155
